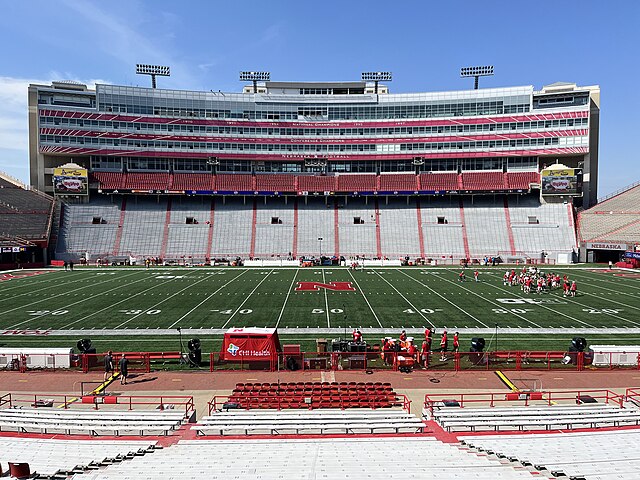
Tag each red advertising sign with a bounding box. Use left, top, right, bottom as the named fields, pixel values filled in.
left=219, top=327, right=281, bottom=362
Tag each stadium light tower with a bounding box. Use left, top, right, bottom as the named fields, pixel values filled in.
left=361, top=71, right=392, bottom=94
left=136, top=64, right=170, bottom=89
left=240, top=71, right=271, bottom=93
left=460, top=65, right=494, bottom=90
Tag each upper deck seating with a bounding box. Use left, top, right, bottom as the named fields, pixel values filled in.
left=505, top=171, right=539, bottom=190
left=171, top=173, right=215, bottom=191
left=91, top=172, right=125, bottom=190
left=419, top=173, right=459, bottom=191
left=461, top=171, right=506, bottom=191
left=379, top=174, right=418, bottom=191
left=255, top=174, right=296, bottom=192
left=298, top=175, right=337, bottom=192
left=215, top=174, right=254, bottom=191
left=336, top=174, right=378, bottom=192
left=124, top=173, right=170, bottom=190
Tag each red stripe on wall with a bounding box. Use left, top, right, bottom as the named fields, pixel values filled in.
left=503, top=196, right=517, bottom=255
left=416, top=198, right=425, bottom=258
left=205, top=198, right=215, bottom=262
left=112, top=197, right=127, bottom=256
left=459, top=198, right=470, bottom=260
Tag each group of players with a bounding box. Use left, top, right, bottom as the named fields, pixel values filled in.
left=502, top=267, right=578, bottom=296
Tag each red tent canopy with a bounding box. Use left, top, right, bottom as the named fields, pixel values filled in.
left=219, top=327, right=282, bottom=362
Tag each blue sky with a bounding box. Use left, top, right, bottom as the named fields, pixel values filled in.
left=0, top=0, right=638, bottom=197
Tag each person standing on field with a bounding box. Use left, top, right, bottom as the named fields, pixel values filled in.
left=119, top=354, right=129, bottom=385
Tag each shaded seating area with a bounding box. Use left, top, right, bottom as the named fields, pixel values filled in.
left=336, top=174, right=377, bottom=192
left=193, top=408, right=425, bottom=436
left=297, top=175, right=337, bottom=192
left=461, top=171, right=506, bottom=190
left=255, top=174, right=297, bottom=192
left=379, top=173, right=418, bottom=191
left=505, top=171, right=539, bottom=189
left=225, top=381, right=401, bottom=410
left=419, top=172, right=459, bottom=190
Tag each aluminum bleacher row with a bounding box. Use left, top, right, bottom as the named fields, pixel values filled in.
left=426, top=403, right=640, bottom=432
left=0, top=176, right=54, bottom=242
left=74, top=437, right=548, bottom=479
left=0, top=437, right=158, bottom=479
left=57, top=193, right=576, bottom=260
left=460, top=430, right=640, bottom=480
left=91, top=171, right=540, bottom=193
left=0, top=407, right=186, bottom=436
left=193, top=408, right=425, bottom=436
left=226, top=381, right=400, bottom=410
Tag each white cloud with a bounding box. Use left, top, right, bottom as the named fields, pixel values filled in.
left=0, top=75, right=109, bottom=184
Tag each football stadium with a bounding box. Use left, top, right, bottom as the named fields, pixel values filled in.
left=1, top=63, right=640, bottom=479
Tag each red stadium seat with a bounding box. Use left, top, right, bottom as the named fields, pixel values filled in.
left=379, top=174, right=418, bottom=191
left=419, top=172, right=459, bottom=190
left=506, top=171, right=540, bottom=189
left=297, top=175, right=336, bottom=192
left=336, top=174, right=377, bottom=192
left=215, top=174, right=255, bottom=191
left=461, top=171, right=506, bottom=191
left=255, top=174, right=296, bottom=192
left=172, top=173, right=215, bottom=190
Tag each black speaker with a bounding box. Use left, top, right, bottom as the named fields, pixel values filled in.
left=187, top=338, right=202, bottom=366
left=286, top=356, right=299, bottom=371
left=470, top=337, right=485, bottom=353
left=571, top=337, right=587, bottom=352
left=76, top=338, right=92, bottom=353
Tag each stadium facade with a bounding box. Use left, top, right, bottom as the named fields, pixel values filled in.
left=28, top=78, right=600, bottom=207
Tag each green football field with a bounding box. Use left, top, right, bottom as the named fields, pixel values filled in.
left=0, top=266, right=638, bottom=333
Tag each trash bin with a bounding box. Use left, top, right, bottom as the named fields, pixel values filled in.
left=316, top=338, right=328, bottom=353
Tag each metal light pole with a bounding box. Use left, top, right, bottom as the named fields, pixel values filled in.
left=362, top=71, right=392, bottom=94
left=136, top=64, right=171, bottom=88
left=240, top=71, right=271, bottom=92
left=460, top=65, right=494, bottom=89
left=318, top=237, right=323, bottom=259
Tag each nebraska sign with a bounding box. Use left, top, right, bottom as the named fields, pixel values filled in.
left=295, top=281, right=356, bottom=292
left=586, top=242, right=626, bottom=250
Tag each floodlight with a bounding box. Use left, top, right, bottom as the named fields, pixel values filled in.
left=361, top=71, right=392, bottom=94
left=361, top=72, right=392, bottom=81
left=460, top=65, right=494, bottom=89
left=240, top=71, right=271, bottom=93
left=135, top=64, right=171, bottom=88
left=239, top=71, right=271, bottom=81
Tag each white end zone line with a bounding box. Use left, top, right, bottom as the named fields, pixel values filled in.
left=372, top=269, right=434, bottom=328
left=222, top=269, right=275, bottom=329
left=1, top=271, right=143, bottom=322
left=275, top=268, right=300, bottom=328
left=347, top=268, right=383, bottom=328
left=321, top=269, right=330, bottom=328
left=114, top=272, right=214, bottom=329
left=432, top=269, right=543, bottom=328
left=169, top=269, right=249, bottom=329
left=396, top=268, right=484, bottom=327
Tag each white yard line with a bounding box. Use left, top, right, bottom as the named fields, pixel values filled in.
left=562, top=270, right=640, bottom=292
left=169, top=269, right=249, bottom=328
left=275, top=269, right=300, bottom=328
left=222, top=269, right=275, bottom=328
left=0, top=271, right=142, bottom=321
left=321, top=269, right=331, bottom=328
left=0, top=271, right=137, bottom=302
left=347, top=269, right=383, bottom=328
left=396, top=269, right=483, bottom=327
left=468, top=272, right=595, bottom=328
left=58, top=273, right=221, bottom=329
left=373, top=270, right=433, bottom=328
left=434, top=269, right=543, bottom=328
left=114, top=273, right=213, bottom=329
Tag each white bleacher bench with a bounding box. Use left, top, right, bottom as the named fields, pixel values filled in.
left=192, top=421, right=425, bottom=436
